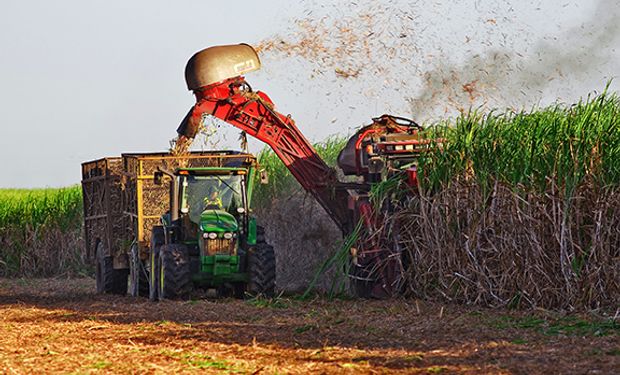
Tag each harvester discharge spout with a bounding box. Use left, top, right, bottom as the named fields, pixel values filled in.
left=177, top=44, right=261, bottom=141
left=185, top=43, right=261, bottom=91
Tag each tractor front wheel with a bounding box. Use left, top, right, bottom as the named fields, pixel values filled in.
left=246, top=227, right=276, bottom=297
left=158, top=244, right=192, bottom=300
left=95, top=241, right=128, bottom=295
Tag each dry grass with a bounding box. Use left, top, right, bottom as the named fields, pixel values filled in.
left=0, top=188, right=86, bottom=277
left=397, top=182, right=620, bottom=310
left=361, top=93, right=620, bottom=311
left=255, top=190, right=342, bottom=293
left=0, top=278, right=618, bottom=374
left=252, top=138, right=346, bottom=293
left=0, top=226, right=85, bottom=278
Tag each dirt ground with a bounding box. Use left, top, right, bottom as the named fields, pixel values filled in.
left=0, top=279, right=617, bottom=374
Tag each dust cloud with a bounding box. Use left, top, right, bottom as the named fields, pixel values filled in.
left=257, top=0, right=619, bottom=123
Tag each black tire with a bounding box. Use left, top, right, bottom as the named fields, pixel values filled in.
left=149, top=226, right=165, bottom=302
left=246, top=226, right=276, bottom=297
left=158, top=244, right=192, bottom=300
left=216, top=285, right=234, bottom=298
left=129, top=244, right=149, bottom=297
left=233, top=283, right=247, bottom=299
left=95, top=241, right=128, bottom=295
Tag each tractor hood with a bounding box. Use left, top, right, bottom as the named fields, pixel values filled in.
left=200, top=210, right=239, bottom=233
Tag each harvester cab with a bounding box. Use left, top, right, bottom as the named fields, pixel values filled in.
left=337, top=114, right=432, bottom=186
left=149, top=153, right=275, bottom=300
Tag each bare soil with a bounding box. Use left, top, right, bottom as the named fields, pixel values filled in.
left=0, top=278, right=617, bottom=374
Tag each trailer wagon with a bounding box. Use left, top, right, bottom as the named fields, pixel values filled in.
left=81, top=151, right=256, bottom=295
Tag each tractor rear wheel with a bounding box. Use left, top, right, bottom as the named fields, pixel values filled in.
left=246, top=227, right=276, bottom=297
left=129, top=244, right=149, bottom=297
left=158, top=244, right=192, bottom=300
left=95, top=241, right=128, bottom=295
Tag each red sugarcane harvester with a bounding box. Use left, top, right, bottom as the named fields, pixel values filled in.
left=176, top=44, right=436, bottom=298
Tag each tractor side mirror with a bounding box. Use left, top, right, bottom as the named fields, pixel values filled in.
left=259, top=169, right=269, bottom=184
left=154, top=171, right=164, bottom=185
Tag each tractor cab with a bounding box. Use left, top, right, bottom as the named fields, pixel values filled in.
left=176, top=168, right=248, bottom=256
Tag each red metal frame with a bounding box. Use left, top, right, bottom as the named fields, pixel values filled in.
left=178, top=77, right=352, bottom=232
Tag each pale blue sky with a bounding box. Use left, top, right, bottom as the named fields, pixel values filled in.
left=1, top=0, right=617, bottom=188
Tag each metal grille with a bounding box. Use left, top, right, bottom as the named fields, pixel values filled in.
left=205, top=239, right=235, bottom=256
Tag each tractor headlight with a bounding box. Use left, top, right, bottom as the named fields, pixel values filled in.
left=223, top=232, right=233, bottom=240
left=208, top=232, right=218, bottom=240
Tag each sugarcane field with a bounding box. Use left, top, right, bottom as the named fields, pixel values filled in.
left=1, top=1, right=619, bottom=374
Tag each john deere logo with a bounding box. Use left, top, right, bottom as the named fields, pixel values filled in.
left=233, top=60, right=256, bottom=74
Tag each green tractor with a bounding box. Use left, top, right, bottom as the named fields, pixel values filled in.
left=148, top=153, right=275, bottom=300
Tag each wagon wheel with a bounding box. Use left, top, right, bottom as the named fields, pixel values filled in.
left=95, top=241, right=128, bottom=295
